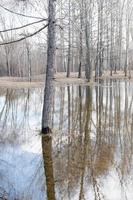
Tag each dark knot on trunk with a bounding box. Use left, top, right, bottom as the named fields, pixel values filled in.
left=42, top=127, right=52, bottom=134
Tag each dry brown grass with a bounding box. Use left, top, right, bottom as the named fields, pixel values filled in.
left=0, top=70, right=132, bottom=88
left=0, top=77, right=44, bottom=88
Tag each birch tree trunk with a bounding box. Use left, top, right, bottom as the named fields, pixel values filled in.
left=124, top=0, right=129, bottom=77
left=66, top=0, right=71, bottom=77
left=110, top=0, right=113, bottom=76
left=99, top=1, right=103, bottom=77
left=118, top=0, right=123, bottom=70
left=42, top=0, right=56, bottom=134
left=85, top=0, right=91, bottom=81
left=95, top=1, right=100, bottom=79
left=78, top=0, right=83, bottom=78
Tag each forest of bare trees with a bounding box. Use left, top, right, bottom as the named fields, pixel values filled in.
left=0, top=0, right=133, bottom=80
left=1, top=1, right=133, bottom=199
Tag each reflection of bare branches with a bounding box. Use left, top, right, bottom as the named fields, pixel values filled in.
left=0, top=88, right=43, bottom=145
left=25, top=160, right=43, bottom=196
left=0, top=187, right=8, bottom=200
left=53, top=81, right=133, bottom=199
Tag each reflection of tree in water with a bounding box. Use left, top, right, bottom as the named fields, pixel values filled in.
left=50, top=81, right=133, bottom=200
left=0, top=89, right=30, bottom=127
left=0, top=81, right=133, bottom=199
left=42, top=135, right=55, bottom=200
left=0, top=88, right=43, bottom=143
left=0, top=88, right=43, bottom=200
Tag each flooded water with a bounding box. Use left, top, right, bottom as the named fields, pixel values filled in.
left=0, top=80, right=133, bottom=200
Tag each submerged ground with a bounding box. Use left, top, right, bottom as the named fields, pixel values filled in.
left=0, top=70, right=132, bottom=88
left=0, top=77, right=133, bottom=200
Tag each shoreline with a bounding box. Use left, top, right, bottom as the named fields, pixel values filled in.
left=0, top=71, right=132, bottom=88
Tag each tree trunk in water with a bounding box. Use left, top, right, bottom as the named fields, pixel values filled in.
left=42, top=0, right=56, bottom=134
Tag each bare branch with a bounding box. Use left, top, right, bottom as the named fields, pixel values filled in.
left=0, top=19, right=46, bottom=33
left=0, top=3, right=46, bottom=20
left=0, top=24, right=48, bottom=46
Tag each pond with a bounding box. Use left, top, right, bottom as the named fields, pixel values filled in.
left=0, top=80, right=133, bottom=200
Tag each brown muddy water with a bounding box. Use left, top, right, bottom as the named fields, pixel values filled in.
left=0, top=80, right=133, bottom=200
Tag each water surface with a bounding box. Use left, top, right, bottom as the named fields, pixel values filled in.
left=0, top=80, right=133, bottom=200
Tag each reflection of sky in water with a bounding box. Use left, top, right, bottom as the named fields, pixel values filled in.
left=0, top=89, right=44, bottom=200
left=0, top=80, right=133, bottom=199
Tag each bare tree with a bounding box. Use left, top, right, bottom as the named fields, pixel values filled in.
left=42, top=0, right=56, bottom=133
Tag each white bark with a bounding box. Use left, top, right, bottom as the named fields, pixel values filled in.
left=42, top=0, right=56, bottom=132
